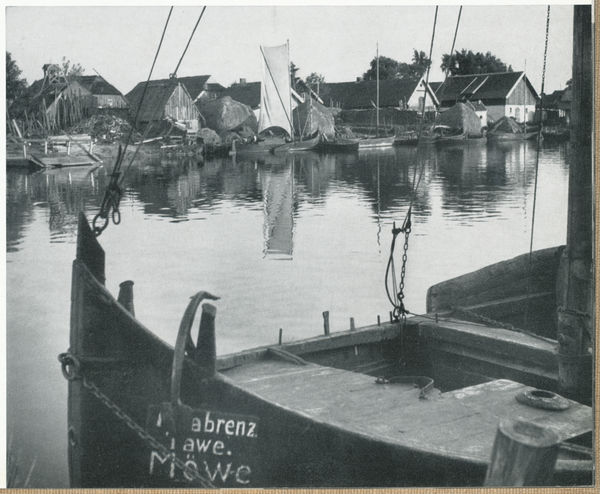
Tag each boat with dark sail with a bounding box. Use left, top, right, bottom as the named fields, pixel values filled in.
left=60, top=5, right=593, bottom=490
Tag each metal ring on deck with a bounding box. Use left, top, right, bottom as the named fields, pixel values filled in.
left=58, top=352, right=81, bottom=381
left=515, top=388, right=570, bottom=411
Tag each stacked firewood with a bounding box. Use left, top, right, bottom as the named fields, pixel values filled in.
left=67, top=115, right=141, bottom=143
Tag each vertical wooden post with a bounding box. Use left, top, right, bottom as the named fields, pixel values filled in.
left=195, top=303, right=217, bottom=378
left=556, top=5, right=593, bottom=403
left=117, top=280, right=135, bottom=316
left=484, top=418, right=561, bottom=486
left=323, top=311, right=330, bottom=335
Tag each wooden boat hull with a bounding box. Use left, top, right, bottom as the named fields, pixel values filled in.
left=318, top=138, right=359, bottom=153
left=230, top=138, right=286, bottom=155
left=272, top=134, right=321, bottom=154
left=393, top=133, right=418, bottom=146
left=357, top=136, right=395, bottom=149
left=65, top=214, right=592, bottom=488
left=487, top=131, right=539, bottom=141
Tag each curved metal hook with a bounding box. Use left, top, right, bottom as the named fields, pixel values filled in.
left=171, top=291, right=219, bottom=408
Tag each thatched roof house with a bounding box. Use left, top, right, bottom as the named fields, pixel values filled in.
left=319, top=77, right=439, bottom=112
left=74, top=75, right=128, bottom=108
left=434, top=102, right=483, bottom=136
left=166, top=75, right=225, bottom=104
left=434, top=71, right=539, bottom=123
left=219, top=80, right=262, bottom=110
left=125, top=80, right=201, bottom=125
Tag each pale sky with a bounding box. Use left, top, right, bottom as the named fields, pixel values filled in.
left=5, top=3, right=582, bottom=97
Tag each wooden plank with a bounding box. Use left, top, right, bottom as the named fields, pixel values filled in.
left=222, top=353, right=592, bottom=465
left=426, top=246, right=564, bottom=312
left=32, top=154, right=101, bottom=167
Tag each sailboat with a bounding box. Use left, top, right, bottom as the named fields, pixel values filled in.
left=358, top=45, right=396, bottom=150
left=61, top=6, right=593, bottom=489
left=233, top=44, right=320, bottom=156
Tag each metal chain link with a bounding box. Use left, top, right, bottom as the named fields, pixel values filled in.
left=395, top=229, right=411, bottom=324
left=58, top=352, right=214, bottom=488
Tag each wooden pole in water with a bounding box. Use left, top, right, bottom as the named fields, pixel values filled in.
left=484, top=418, right=561, bottom=486
left=555, top=5, right=593, bottom=403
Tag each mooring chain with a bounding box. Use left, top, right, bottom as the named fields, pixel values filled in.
left=57, top=352, right=215, bottom=488
left=385, top=208, right=412, bottom=323
left=92, top=169, right=123, bottom=236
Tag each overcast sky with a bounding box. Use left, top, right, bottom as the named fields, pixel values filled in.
left=5, top=3, right=582, bottom=97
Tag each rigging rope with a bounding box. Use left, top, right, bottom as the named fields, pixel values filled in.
left=385, top=6, right=438, bottom=322
left=524, top=5, right=551, bottom=329
left=93, top=6, right=207, bottom=236
left=92, top=7, right=174, bottom=236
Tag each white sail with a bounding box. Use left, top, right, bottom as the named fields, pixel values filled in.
left=258, top=44, right=292, bottom=136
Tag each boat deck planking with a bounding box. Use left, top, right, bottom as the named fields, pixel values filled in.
left=223, top=355, right=591, bottom=465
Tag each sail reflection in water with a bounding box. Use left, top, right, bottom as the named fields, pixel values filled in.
left=260, top=158, right=295, bottom=259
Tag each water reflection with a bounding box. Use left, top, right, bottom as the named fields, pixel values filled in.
left=6, top=140, right=567, bottom=256
left=6, top=139, right=571, bottom=488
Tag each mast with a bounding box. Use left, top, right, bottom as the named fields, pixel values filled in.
left=288, top=39, right=295, bottom=139
left=556, top=5, right=593, bottom=404
left=376, top=43, right=380, bottom=137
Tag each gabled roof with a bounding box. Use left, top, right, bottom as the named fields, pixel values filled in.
left=170, top=75, right=211, bottom=101
left=220, top=81, right=262, bottom=108
left=319, top=78, right=435, bottom=109
left=436, top=71, right=539, bottom=103
left=219, top=82, right=305, bottom=110
left=73, top=75, right=124, bottom=96
left=125, top=80, right=194, bottom=122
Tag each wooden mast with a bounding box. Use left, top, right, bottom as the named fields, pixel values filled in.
left=376, top=43, right=380, bottom=138
left=555, top=5, right=593, bottom=404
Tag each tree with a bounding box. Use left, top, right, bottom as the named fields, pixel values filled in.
left=289, top=61, right=301, bottom=90
left=363, top=56, right=405, bottom=80
left=440, top=49, right=512, bottom=76
left=61, top=56, right=85, bottom=78
left=6, top=52, right=28, bottom=111
left=409, top=49, right=431, bottom=78
left=305, top=72, right=325, bottom=93
left=363, top=51, right=431, bottom=81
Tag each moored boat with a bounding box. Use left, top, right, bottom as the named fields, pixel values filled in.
left=318, top=136, right=360, bottom=153
left=60, top=5, right=593, bottom=489
left=271, top=132, right=321, bottom=154
left=61, top=212, right=593, bottom=488
left=487, top=116, right=539, bottom=141
left=357, top=135, right=396, bottom=149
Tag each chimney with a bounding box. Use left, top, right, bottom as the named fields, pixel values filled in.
left=240, top=78, right=246, bottom=85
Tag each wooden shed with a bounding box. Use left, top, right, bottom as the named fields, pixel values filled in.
left=75, top=75, right=128, bottom=109
left=125, top=79, right=202, bottom=126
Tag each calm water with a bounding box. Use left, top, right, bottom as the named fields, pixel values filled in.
left=6, top=139, right=570, bottom=487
